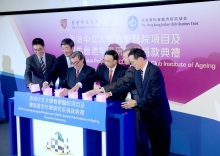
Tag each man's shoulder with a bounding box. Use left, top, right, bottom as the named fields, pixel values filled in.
left=45, top=52, right=56, bottom=58
left=147, top=62, right=162, bottom=75
left=124, top=66, right=135, bottom=75
left=117, top=64, right=128, bottom=71
left=127, top=66, right=135, bottom=72
left=148, top=62, right=160, bottom=70
left=97, top=64, right=107, bottom=70
left=67, top=67, right=75, bottom=72
left=84, top=65, right=95, bottom=71
left=26, top=54, right=38, bottom=63
left=56, top=54, right=66, bottom=61
left=27, top=54, right=36, bottom=59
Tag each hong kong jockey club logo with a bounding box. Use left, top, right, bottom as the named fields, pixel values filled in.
left=127, top=15, right=138, bottom=31
left=59, top=19, right=70, bottom=32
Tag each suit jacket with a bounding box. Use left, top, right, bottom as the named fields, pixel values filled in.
left=112, top=62, right=172, bottom=128
left=24, top=53, right=56, bottom=89
left=46, top=54, right=68, bottom=88
left=81, top=64, right=128, bottom=101
left=61, top=65, right=95, bottom=98
left=103, top=66, right=139, bottom=100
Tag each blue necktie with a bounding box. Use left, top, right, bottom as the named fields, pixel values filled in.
left=40, top=57, right=46, bottom=75
left=140, top=70, right=143, bottom=81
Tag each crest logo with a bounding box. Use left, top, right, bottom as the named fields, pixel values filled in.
left=59, top=19, right=70, bottom=32
left=127, top=15, right=138, bottom=31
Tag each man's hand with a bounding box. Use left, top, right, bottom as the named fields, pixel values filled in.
left=86, top=88, right=100, bottom=97
left=49, top=81, right=53, bottom=86
left=69, top=83, right=80, bottom=93
left=104, top=92, right=112, bottom=98
left=42, top=82, right=49, bottom=91
left=121, top=99, right=136, bottom=109
left=28, top=83, right=33, bottom=90
left=59, top=88, right=69, bottom=97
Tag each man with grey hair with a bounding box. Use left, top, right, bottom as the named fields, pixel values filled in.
left=59, top=51, right=95, bottom=99
left=42, top=38, right=75, bottom=90
left=86, top=47, right=150, bottom=156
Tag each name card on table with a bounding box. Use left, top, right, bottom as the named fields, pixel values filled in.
left=96, top=93, right=106, bottom=102
left=43, top=88, right=52, bottom=96
left=68, top=91, right=78, bottom=99
left=54, top=89, right=63, bottom=97
left=31, top=84, right=40, bottom=93
left=82, top=93, right=92, bottom=101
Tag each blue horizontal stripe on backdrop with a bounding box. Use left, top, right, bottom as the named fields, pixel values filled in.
left=0, top=71, right=24, bottom=79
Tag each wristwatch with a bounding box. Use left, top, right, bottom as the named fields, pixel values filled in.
left=134, top=102, right=137, bottom=107
left=99, top=87, right=104, bottom=93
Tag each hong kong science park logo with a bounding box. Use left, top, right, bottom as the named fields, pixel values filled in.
left=127, top=15, right=138, bottom=31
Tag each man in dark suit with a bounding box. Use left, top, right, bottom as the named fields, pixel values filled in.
left=24, top=38, right=56, bottom=91
left=59, top=51, right=95, bottom=99
left=86, top=47, right=149, bottom=156
left=70, top=50, right=128, bottom=101
left=109, top=48, right=172, bottom=156
left=42, top=38, right=75, bottom=90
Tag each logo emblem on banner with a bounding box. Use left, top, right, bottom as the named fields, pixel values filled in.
left=45, top=131, right=72, bottom=154
left=127, top=15, right=138, bottom=31
left=59, top=19, right=70, bottom=32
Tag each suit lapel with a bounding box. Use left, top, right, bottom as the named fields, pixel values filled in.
left=77, top=65, right=86, bottom=81
left=69, top=68, right=76, bottom=86
left=45, top=53, right=50, bottom=72
left=62, top=54, right=68, bottom=69
left=33, top=54, right=41, bottom=68
left=112, top=64, right=120, bottom=82
left=135, top=70, right=143, bottom=95
left=104, top=66, right=109, bottom=83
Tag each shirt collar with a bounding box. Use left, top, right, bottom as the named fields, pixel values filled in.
left=142, top=60, right=148, bottom=73
left=66, top=52, right=74, bottom=59
left=75, top=63, right=84, bottom=72
left=37, top=52, right=45, bottom=59
left=109, top=63, right=117, bottom=71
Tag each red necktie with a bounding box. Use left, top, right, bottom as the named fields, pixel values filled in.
left=76, top=70, right=80, bottom=79
left=109, top=69, right=113, bottom=83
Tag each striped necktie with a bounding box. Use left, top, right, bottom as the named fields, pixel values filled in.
left=40, top=57, right=46, bottom=75
left=140, top=70, right=143, bottom=81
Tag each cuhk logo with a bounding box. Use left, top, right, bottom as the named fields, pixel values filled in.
left=127, top=15, right=138, bottom=31
left=59, top=19, right=70, bottom=31
left=61, top=19, right=67, bottom=29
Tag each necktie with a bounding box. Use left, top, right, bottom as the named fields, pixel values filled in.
left=40, top=57, right=46, bottom=75
left=76, top=70, right=80, bottom=79
left=109, top=69, right=113, bottom=83
left=140, top=70, right=144, bottom=81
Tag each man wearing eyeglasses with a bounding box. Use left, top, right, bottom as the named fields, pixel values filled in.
left=42, top=38, right=76, bottom=90
left=24, top=38, right=56, bottom=91
left=109, top=48, right=172, bottom=156
left=59, top=51, right=95, bottom=99
left=86, top=47, right=150, bottom=156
